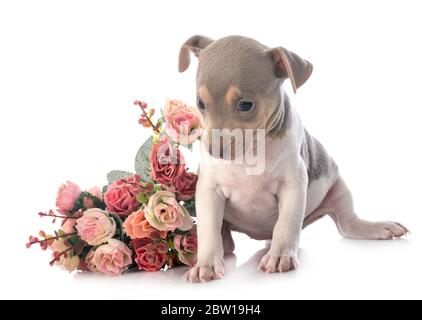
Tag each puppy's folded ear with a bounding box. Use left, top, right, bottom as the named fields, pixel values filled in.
left=178, top=35, right=214, bottom=73
left=267, top=47, right=313, bottom=93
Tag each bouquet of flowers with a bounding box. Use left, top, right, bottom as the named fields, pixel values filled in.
left=26, top=99, right=203, bottom=276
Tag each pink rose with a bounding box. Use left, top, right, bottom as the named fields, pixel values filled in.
left=133, top=238, right=167, bottom=272
left=145, top=191, right=193, bottom=232
left=56, top=181, right=82, bottom=214
left=163, top=99, right=204, bottom=145
left=84, top=186, right=103, bottom=208
left=92, top=239, right=132, bottom=276
left=75, top=209, right=116, bottom=246
left=123, top=209, right=167, bottom=240
left=104, top=175, right=143, bottom=217
left=150, top=137, right=186, bottom=185
left=164, top=172, right=198, bottom=201
left=174, top=225, right=198, bottom=267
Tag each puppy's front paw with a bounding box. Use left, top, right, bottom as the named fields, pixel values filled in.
left=258, top=249, right=299, bottom=273
left=184, top=257, right=225, bottom=283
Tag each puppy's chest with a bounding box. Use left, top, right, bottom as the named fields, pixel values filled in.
left=217, top=164, right=281, bottom=214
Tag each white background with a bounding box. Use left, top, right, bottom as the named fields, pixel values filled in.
left=1, top=0, right=421, bottom=300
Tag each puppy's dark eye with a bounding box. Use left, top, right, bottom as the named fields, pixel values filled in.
left=238, top=101, right=254, bottom=112
left=198, top=99, right=205, bottom=110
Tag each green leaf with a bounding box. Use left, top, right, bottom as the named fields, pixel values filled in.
left=68, top=193, right=85, bottom=215
left=106, top=170, right=133, bottom=184
left=80, top=191, right=106, bottom=210
left=137, top=192, right=149, bottom=204
left=183, top=198, right=196, bottom=218
left=173, top=228, right=189, bottom=236
left=134, top=136, right=153, bottom=182
left=109, top=212, right=125, bottom=241
left=126, top=263, right=140, bottom=273
left=80, top=246, right=93, bottom=259
left=73, top=241, right=87, bottom=256
left=167, top=234, right=175, bottom=249
left=67, top=234, right=81, bottom=246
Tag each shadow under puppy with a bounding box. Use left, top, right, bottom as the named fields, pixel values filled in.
left=178, top=35, right=409, bottom=283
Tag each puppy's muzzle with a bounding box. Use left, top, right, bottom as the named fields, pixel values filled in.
left=205, top=134, right=241, bottom=160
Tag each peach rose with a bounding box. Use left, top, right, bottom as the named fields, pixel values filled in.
left=123, top=209, right=167, bottom=240
left=59, top=256, right=80, bottom=273
left=61, top=218, right=76, bottom=234
left=75, top=209, right=116, bottom=246
left=50, top=239, right=80, bottom=273
left=104, top=175, right=143, bottom=217
left=163, top=99, right=204, bottom=145
left=133, top=238, right=167, bottom=272
left=92, top=239, right=132, bottom=276
left=174, top=225, right=197, bottom=267
left=145, top=191, right=193, bottom=232
left=56, top=181, right=81, bottom=214
left=83, top=186, right=103, bottom=208
left=150, top=137, right=186, bottom=185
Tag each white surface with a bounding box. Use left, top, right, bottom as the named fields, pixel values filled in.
left=1, top=0, right=421, bottom=300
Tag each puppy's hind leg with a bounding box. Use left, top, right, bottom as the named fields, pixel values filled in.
left=311, top=177, right=409, bottom=239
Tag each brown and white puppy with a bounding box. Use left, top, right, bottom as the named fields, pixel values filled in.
left=178, top=35, right=409, bottom=283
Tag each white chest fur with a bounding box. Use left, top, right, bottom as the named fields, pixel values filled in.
left=218, top=164, right=281, bottom=238
left=199, top=134, right=294, bottom=239
left=197, top=108, right=336, bottom=240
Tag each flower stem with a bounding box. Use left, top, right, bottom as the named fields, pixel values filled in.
left=49, top=247, right=73, bottom=266
left=141, top=106, right=160, bottom=134
left=38, top=212, right=79, bottom=219
left=28, top=232, right=77, bottom=246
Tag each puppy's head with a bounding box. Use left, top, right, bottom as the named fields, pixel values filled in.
left=178, top=35, right=312, bottom=158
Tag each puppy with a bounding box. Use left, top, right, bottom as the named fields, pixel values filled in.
left=178, top=35, right=409, bottom=283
